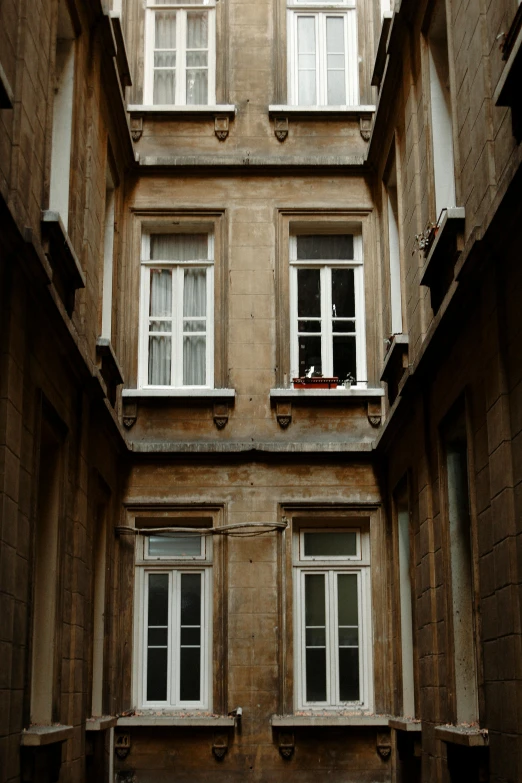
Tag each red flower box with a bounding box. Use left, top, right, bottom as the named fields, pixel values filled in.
left=293, top=377, right=339, bottom=389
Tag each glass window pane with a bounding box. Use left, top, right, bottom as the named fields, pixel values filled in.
left=339, top=648, right=360, bottom=701
left=297, top=320, right=321, bottom=333
left=180, top=648, right=201, bottom=701
left=327, top=17, right=346, bottom=104
left=331, top=268, right=355, bottom=317
left=181, top=626, right=201, bottom=645
left=150, top=269, right=172, bottom=317
left=148, top=336, right=172, bottom=385
left=187, top=12, right=208, bottom=48
left=338, top=627, right=358, bottom=646
left=306, top=648, right=327, bottom=701
left=297, top=268, right=321, bottom=317
left=149, top=320, right=172, bottom=333
left=180, top=573, right=201, bottom=626
left=147, top=648, right=168, bottom=701
left=148, top=533, right=202, bottom=557
left=305, top=573, right=326, bottom=702
left=298, top=335, right=322, bottom=377
left=184, top=320, right=206, bottom=333
left=154, top=51, right=176, bottom=68
left=183, top=335, right=206, bottom=385
left=148, top=627, right=168, bottom=646
left=154, top=70, right=176, bottom=103
left=187, top=69, right=208, bottom=104
left=151, top=234, right=208, bottom=261
left=305, top=573, right=325, bottom=626
left=297, top=16, right=316, bottom=104
left=337, top=573, right=358, bottom=626
left=306, top=627, right=326, bottom=646
left=332, top=335, right=356, bottom=381
left=155, top=12, right=176, bottom=49
left=147, top=573, right=169, bottom=702
left=148, top=574, right=169, bottom=626
left=304, top=531, right=357, bottom=557
left=183, top=269, right=207, bottom=317
left=297, top=235, right=354, bottom=260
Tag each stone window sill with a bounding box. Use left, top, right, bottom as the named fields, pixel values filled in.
left=270, top=387, right=384, bottom=400
left=20, top=725, right=74, bottom=747
left=86, top=716, right=118, bottom=732
left=0, top=60, right=14, bottom=108
left=434, top=725, right=488, bottom=748
left=96, top=338, right=124, bottom=387
left=122, top=388, right=236, bottom=401
left=271, top=714, right=390, bottom=728
left=109, top=13, right=132, bottom=89
left=371, top=13, right=393, bottom=89
left=420, top=207, right=465, bottom=302
left=389, top=717, right=421, bottom=733
left=268, top=104, right=376, bottom=118
left=128, top=104, right=236, bottom=118
left=380, top=334, right=409, bottom=383
left=41, top=211, right=85, bottom=314
left=116, top=715, right=235, bottom=728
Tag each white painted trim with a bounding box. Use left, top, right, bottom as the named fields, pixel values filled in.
left=49, top=39, right=75, bottom=231
left=398, top=506, right=415, bottom=717
left=386, top=186, right=402, bottom=335
left=428, top=33, right=456, bottom=215
left=101, top=171, right=115, bottom=340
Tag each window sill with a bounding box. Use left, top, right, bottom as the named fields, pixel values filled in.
left=380, top=334, right=409, bottom=383
left=270, top=387, right=384, bottom=399
left=271, top=714, right=390, bottom=728
left=389, top=717, right=421, bottom=733
left=494, top=7, right=522, bottom=108
left=96, top=338, right=124, bottom=388
left=20, top=725, right=74, bottom=747
left=86, top=716, right=118, bottom=732
left=116, top=715, right=235, bottom=728
left=0, top=60, right=14, bottom=108
left=420, top=207, right=465, bottom=288
left=128, top=104, right=236, bottom=119
left=41, top=211, right=86, bottom=314
left=268, top=104, right=376, bottom=118
left=434, top=725, right=488, bottom=748
left=109, top=13, right=132, bottom=89
left=371, top=12, right=393, bottom=88
left=122, top=388, right=236, bottom=400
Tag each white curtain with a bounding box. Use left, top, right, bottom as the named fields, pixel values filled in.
left=183, top=269, right=207, bottom=385
left=326, top=17, right=346, bottom=105
left=297, top=16, right=316, bottom=105
left=148, top=269, right=172, bottom=385
left=186, top=13, right=208, bottom=105
left=154, top=12, right=176, bottom=104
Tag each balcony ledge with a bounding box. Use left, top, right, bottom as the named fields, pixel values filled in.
left=434, top=724, right=488, bottom=748
left=420, top=207, right=466, bottom=289
left=86, top=716, right=118, bottom=732
left=270, top=387, right=384, bottom=399
left=122, top=388, right=236, bottom=400
left=380, top=334, right=409, bottom=383
left=268, top=104, right=376, bottom=118
left=117, top=715, right=235, bottom=728
left=20, top=725, right=74, bottom=747
left=271, top=714, right=390, bottom=728
left=389, top=717, right=422, bottom=733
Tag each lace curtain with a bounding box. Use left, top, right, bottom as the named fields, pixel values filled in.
left=153, top=10, right=209, bottom=105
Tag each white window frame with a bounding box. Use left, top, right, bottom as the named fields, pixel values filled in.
left=287, top=0, right=359, bottom=106
left=289, top=233, right=367, bottom=386
left=134, top=533, right=212, bottom=711
left=293, top=527, right=373, bottom=711
left=139, top=231, right=215, bottom=389
left=144, top=0, right=216, bottom=106
left=299, top=527, right=362, bottom=560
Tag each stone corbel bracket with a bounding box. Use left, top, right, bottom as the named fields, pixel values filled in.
left=367, top=400, right=382, bottom=428
left=212, top=733, right=228, bottom=760
left=274, top=116, right=289, bottom=142
left=360, top=114, right=373, bottom=141
left=276, top=402, right=292, bottom=429
left=122, top=401, right=137, bottom=429
left=114, top=733, right=131, bottom=760
left=214, top=115, right=229, bottom=140
left=130, top=115, right=143, bottom=142
left=213, top=402, right=230, bottom=429
left=376, top=730, right=391, bottom=760
left=278, top=731, right=295, bottom=759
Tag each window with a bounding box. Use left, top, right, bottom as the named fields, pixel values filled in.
left=393, top=477, right=416, bottom=717
left=287, top=0, right=359, bottom=106
left=384, top=150, right=403, bottom=336
left=139, top=232, right=214, bottom=388
left=294, top=527, right=372, bottom=710
left=144, top=0, right=216, bottom=105
left=49, top=0, right=76, bottom=230
left=427, top=1, right=456, bottom=217
left=290, top=233, right=367, bottom=385
left=134, top=531, right=212, bottom=709
left=101, top=166, right=115, bottom=340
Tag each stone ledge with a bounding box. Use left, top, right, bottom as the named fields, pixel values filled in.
left=434, top=725, right=488, bottom=748
left=20, top=726, right=74, bottom=747
left=128, top=104, right=236, bottom=117
left=270, top=388, right=385, bottom=399
left=122, top=388, right=235, bottom=400
left=371, top=13, right=393, bottom=88
left=271, top=714, right=390, bottom=728
left=420, top=207, right=466, bottom=289
left=117, top=716, right=235, bottom=728
left=389, top=717, right=422, bottom=732
left=268, top=105, right=376, bottom=117
left=96, top=338, right=124, bottom=386
left=127, top=440, right=375, bottom=454
left=86, top=716, right=118, bottom=732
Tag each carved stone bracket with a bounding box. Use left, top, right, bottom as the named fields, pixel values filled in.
left=274, top=116, right=289, bottom=142
left=376, top=731, right=392, bottom=760
left=212, top=733, right=229, bottom=760
left=214, top=115, right=229, bottom=140
left=367, top=400, right=382, bottom=428
left=114, top=734, right=131, bottom=760
left=276, top=402, right=292, bottom=429
left=130, top=116, right=143, bottom=142
left=122, top=401, right=137, bottom=430
left=360, top=115, right=373, bottom=141
left=213, top=403, right=229, bottom=429
left=278, top=731, right=295, bottom=759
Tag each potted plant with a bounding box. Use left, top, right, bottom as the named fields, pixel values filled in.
left=293, top=367, right=339, bottom=389
left=343, top=373, right=356, bottom=389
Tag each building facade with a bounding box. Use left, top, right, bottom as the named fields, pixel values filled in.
left=0, top=0, right=521, bottom=782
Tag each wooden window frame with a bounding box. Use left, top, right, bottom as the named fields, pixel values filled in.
left=144, top=0, right=216, bottom=106
left=287, top=0, right=359, bottom=106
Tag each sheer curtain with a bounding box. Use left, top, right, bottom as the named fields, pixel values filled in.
left=154, top=12, right=176, bottom=104
left=186, top=13, right=209, bottom=105
left=297, top=16, right=317, bottom=105
left=148, top=234, right=209, bottom=386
